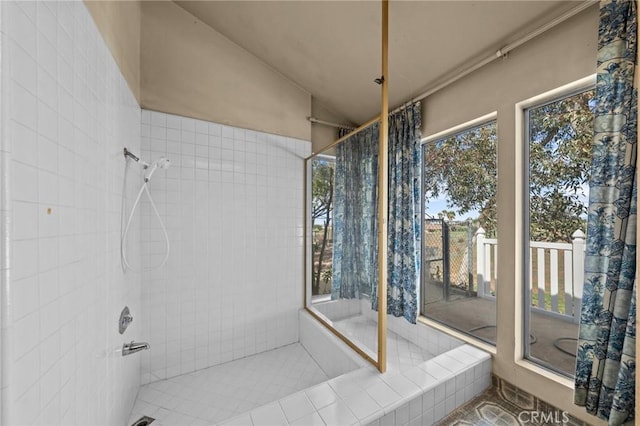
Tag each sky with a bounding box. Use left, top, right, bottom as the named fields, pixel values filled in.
left=425, top=183, right=589, bottom=222
left=424, top=198, right=478, bottom=221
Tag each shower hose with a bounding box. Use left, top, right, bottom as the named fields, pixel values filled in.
left=121, top=170, right=170, bottom=273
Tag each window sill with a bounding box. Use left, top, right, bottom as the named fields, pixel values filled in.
left=513, top=358, right=574, bottom=389
left=417, top=315, right=497, bottom=356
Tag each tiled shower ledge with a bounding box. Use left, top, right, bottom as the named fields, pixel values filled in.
left=218, top=344, right=491, bottom=426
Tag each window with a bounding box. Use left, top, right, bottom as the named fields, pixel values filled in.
left=523, top=84, right=595, bottom=377
left=310, top=155, right=336, bottom=299
left=422, top=117, right=497, bottom=344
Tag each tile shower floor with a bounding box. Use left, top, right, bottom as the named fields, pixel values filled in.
left=128, top=343, right=329, bottom=426
left=334, top=315, right=439, bottom=373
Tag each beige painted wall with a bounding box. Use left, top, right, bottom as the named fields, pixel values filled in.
left=310, top=98, right=354, bottom=155
left=422, top=6, right=603, bottom=424
left=85, top=1, right=141, bottom=102
left=141, top=1, right=311, bottom=141
left=423, top=7, right=597, bottom=135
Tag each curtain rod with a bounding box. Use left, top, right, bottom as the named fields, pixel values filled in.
left=308, top=101, right=416, bottom=129
left=307, top=116, right=355, bottom=130
left=305, top=115, right=381, bottom=159
left=387, top=0, right=596, bottom=116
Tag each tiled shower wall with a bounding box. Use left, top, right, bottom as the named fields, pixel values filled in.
left=140, top=110, right=310, bottom=383
left=1, top=2, right=142, bottom=425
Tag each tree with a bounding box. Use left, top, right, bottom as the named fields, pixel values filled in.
left=424, top=122, right=497, bottom=236
left=528, top=90, right=594, bottom=241
left=437, top=210, right=457, bottom=221
left=311, top=159, right=335, bottom=295
left=423, top=88, right=595, bottom=242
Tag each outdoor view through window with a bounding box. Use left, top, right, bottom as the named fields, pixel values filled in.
left=422, top=121, right=498, bottom=344
left=310, top=90, right=594, bottom=377
left=311, top=155, right=336, bottom=298
left=525, top=87, right=595, bottom=377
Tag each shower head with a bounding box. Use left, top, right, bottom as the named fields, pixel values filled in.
left=144, top=157, right=170, bottom=182
left=156, top=157, right=170, bottom=170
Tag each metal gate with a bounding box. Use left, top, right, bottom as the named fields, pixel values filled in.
left=422, top=218, right=449, bottom=303
left=422, top=219, right=476, bottom=306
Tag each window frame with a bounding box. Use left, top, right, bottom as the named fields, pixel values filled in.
left=309, top=153, right=337, bottom=302
left=518, top=75, right=596, bottom=378
left=420, top=112, right=498, bottom=345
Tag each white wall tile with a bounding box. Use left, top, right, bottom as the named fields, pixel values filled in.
left=140, top=110, right=310, bottom=383
left=1, top=1, right=142, bottom=425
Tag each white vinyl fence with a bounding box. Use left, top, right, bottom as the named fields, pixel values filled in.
left=475, top=228, right=585, bottom=323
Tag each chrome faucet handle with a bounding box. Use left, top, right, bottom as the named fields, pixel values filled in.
left=119, top=306, right=133, bottom=334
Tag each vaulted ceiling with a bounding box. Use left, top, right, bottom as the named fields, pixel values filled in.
left=176, top=1, right=591, bottom=125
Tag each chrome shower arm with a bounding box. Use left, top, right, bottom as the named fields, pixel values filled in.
left=124, top=147, right=141, bottom=163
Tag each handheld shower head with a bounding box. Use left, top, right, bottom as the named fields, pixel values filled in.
left=145, top=157, right=170, bottom=182
left=157, top=157, right=170, bottom=170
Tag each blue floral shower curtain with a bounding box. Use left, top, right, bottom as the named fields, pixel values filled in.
left=331, top=124, right=379, bottom=299
left=574, top=1, right=636, bottom=425
left=371, top=104, right=422, bottom=323
left=332, top=105, right=421, bottom=323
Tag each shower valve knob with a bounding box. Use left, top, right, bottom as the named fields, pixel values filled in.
left=119, top=306, right=133, bottom=334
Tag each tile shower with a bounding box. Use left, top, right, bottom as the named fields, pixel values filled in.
left=0, top=2, right=493, bottom=426
left=139, top=110, right=310, bottom=383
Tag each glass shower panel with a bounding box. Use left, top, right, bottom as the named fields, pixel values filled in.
left=306, top=125, right=380, bottom=364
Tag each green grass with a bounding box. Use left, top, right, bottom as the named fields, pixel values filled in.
left=530, top=292, right=568, bottom=314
